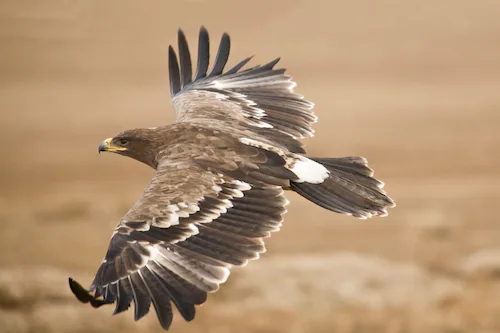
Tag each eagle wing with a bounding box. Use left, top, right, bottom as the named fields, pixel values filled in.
left=77, top=138, right=290, bottom=330
left=169, top=27, right=317, bottom=149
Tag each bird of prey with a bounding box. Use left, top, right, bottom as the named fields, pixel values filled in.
left=69, top=26, right=395, bottom=330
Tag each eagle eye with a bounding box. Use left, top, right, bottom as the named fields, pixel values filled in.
left=117, top=138, right=129, bottom=145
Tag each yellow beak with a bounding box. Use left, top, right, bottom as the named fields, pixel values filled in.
left=98, top=138, right=127, bottom=153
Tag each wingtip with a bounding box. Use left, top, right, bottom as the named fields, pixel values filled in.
left=266, top=57, right=281, bottom=70
left=168, top=45, right=181, bottom=97
left=177, top=29, right=187, bottom=45
left=69, top=277, right=91, bottom=304
left=207, top=32, right=231, bottom=77
left=177, top=29, right=186, bottom=44
left=221, top=32, right=231, bottom=49
left=199, top=26, right=209, bottom=40
left=194, top=25, right=210, bottom=80
left=177, top=28, right=193, bottom=87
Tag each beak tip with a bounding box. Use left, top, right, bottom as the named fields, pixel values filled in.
left=98, top=139, right=109, bottom=154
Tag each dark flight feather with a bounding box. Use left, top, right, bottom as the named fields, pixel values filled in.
left=194, top=26, right=209, bottom=80
left=129, top=273, right=152, bottom=321
left=137, top=269, right=174, bottom=330
left=178, top=29, right=193, bottom=88
left=225, top=56, right=253, bottom=75
left=113, top=280, right=133, bottom=315
left=168, top=46, right=181, bottom=97
left=207, top=33, right=230, bottom=77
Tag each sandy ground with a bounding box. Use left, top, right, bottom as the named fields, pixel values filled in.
left=1, top=0, right=500, bottom=332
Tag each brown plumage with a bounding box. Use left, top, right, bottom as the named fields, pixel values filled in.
left=69, top=26, right=395, bottom=330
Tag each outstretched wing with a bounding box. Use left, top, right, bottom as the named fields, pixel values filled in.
left=169, top=27, right=317, bottom=143
left=76, top=159, right=288, bottom=330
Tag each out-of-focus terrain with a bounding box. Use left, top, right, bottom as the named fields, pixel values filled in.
left=1, top=1, right=500, bottom=332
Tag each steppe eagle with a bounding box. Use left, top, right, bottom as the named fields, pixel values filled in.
left=69, top=26, right=395, bottom=330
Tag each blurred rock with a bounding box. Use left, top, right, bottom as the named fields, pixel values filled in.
left=460, top=249, right=500, bottom=279
left=0, top=267, right=73, bottom=310
left=0, top=311, right=29, bottom=333
left=224, top=252, right=462, bottom=314
left=0, top=267, right=159, bottom=333
left=0, top=255, right=463, bottom=331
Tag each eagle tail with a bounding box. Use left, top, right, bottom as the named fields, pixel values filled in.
left=290, top=157, right=395, bottom=219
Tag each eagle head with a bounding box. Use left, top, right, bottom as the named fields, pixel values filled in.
left=98, top=128, right=163, bottom=168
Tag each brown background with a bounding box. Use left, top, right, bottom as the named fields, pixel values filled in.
left=1, top=0, right=500, bottom=332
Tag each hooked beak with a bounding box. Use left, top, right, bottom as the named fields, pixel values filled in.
left=98, top=138, right=127, bottom=154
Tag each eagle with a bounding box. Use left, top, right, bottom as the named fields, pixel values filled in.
left=69, top=26, right=395, bottom=330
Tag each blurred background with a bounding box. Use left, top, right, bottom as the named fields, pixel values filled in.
left=1, top=0, right=500, bottom=332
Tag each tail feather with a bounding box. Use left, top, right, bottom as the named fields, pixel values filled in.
left=290, top=157, right=395, bottom=219
left=313, top=157, right=374, bottom=177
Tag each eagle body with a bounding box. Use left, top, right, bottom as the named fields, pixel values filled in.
left=70, top=27, right=395, bottom=330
